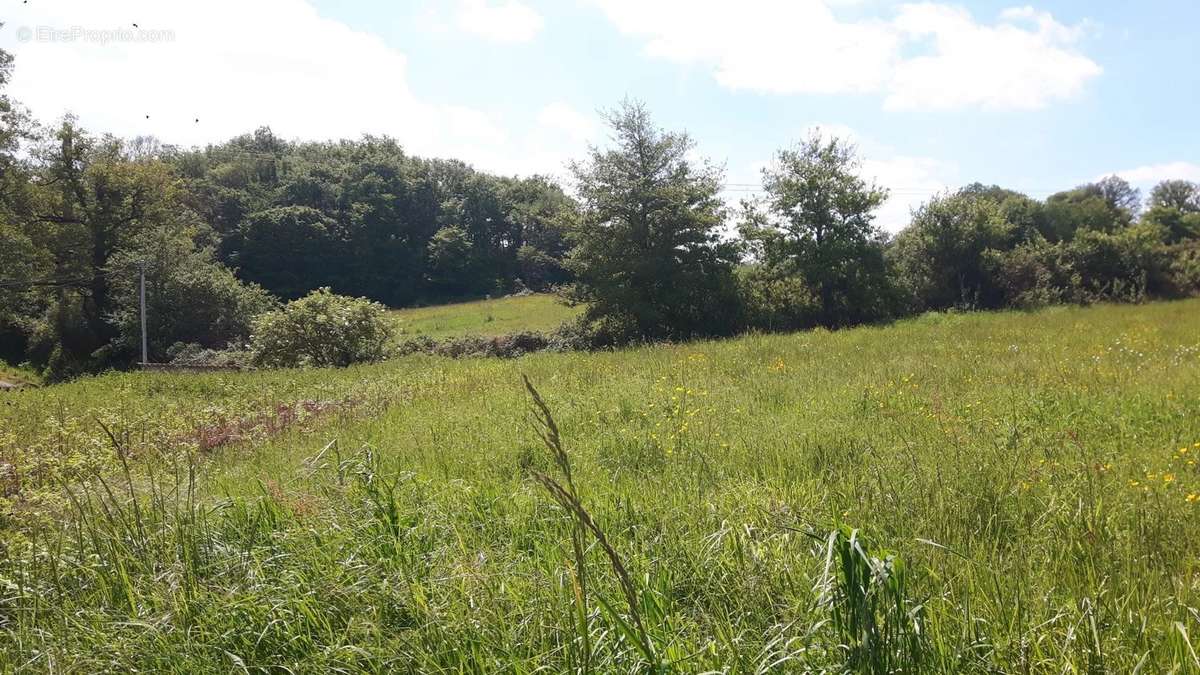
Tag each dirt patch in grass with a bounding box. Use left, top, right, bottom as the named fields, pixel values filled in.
left=190, top=397, right=363, bottom=452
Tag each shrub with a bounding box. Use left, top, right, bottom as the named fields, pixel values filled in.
left=985, top=225, right=1175, bottom=308
left=1167, top=244, right=1200, bottom=296
left=393, top=320, right=610, bottom=360
left=982, top=242, right=1080, bottom=309
left=888, top=192, right=1016, bottom=311
left=250, top=288, right=394, bottom=368
left=1068, top=222, right=1170, bottom=302
left=166, top=342, right=253, bottom=369
left=516, top=244, right=568, bottom=291
left=735, top=265, right=820, bottom=332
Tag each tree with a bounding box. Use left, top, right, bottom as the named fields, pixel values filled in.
left=1142, top=205, right=1200, bottom=244
left=566, top=100, right=740, bottom=340
left=1095, top=175, right=1141, bottom=216
left=741, top=132, right=893, bottom=327
left=890, top=191, right=1016, bottom=311
left=503, top=176, right=577, bottom=289
left=1148, top=180, right=1199, bottom=212
left=233, top=206, right=338, bottom=300
left=1143, top=180, right=1200, bottom=244
left=425, top=224, right=478, bottom=297
left=1044, top=177, right=1138, bottom=241
left=16, top=124, right=187, bottom=376
left=104, top=224, right=276, bottom=362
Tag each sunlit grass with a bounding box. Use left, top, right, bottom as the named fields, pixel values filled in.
left=0, top=362, right=41, bottom=387
left=388, top=293, right=580, bottom=340
left=2, top=299, right=1199, bottom=671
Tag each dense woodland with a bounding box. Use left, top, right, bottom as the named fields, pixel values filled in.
left=1, top=46, right=1198, bottom=380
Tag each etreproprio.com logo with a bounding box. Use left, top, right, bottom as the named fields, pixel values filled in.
left=16, top=25, right=175, bottom=45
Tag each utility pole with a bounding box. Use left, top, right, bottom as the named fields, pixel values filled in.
left=137, top=260, right=148, bottom=366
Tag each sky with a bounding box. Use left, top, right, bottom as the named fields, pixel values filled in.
left=1, top=0, right=1198, bottom=231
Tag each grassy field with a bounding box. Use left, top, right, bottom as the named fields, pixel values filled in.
left=0, top=362, right=40, bottom=388
left=2, top=300, right=1200, bottom=671
left=389, top=293, right=581, bottom=339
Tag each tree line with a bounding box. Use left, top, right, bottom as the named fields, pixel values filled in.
left=2, top=44, right=1198, bottom=378
left=567, top=101, right=1199, bottom=344
left=0, top=45, right=577, bottom=378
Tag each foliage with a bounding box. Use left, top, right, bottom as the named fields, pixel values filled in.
left=735, top=264, right=821, bottom=332
left=566, top=100, right=742, bottom=341
left=397, top=330, right=553, bottom=359
left=985, top=222, right=1177, bottom=307
left=104, top=225, right=276, bottom=362
left=889, top=190, right=1017, bottom=311
left=822, top=527, right=926, bottom=673
left=741, top=132, right=895, bottom=326
left=3, top=300, right=1200, bottom=671
left=424, top=225, right=478, bottom=296
left=1043, top=176, right=1139, bottom=241
left=185, top=132, right=577, bottom=306
left=250, top=288, right=394, bottom=368
left=165, top=342, right=254, bottom=369
left=1167, top=245, right=1200, bottom=295
left=1149, top=179, right=1200, bottom=212
left=231, top=206, right=338, bottom=300
left=1142, top=181, right=1200, bottom=244
left=982, top=241, right=1080, bottom=308
left=1, top=34, right=1198, bottom=377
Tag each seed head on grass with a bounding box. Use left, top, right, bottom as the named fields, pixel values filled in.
left=522, top=374, right=657, bottom=667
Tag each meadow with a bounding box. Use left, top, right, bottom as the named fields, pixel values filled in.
left=1, top=299, right=1200, bottom=672
left=389, top=293, right=581, bottom=340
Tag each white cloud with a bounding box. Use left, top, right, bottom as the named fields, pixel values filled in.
left=587, top=0, right=895, bottom=94
left=1107, top=162, right=1200, bottom=185
left=455, top=0, right=544, bottom=43
left=886, top=3, right=1101, bottom=110
left=585, top=0, right=1100, bottom=111
left=537, top=102, right=596, bottom=143
left=0, top=0, right=563, bottom=177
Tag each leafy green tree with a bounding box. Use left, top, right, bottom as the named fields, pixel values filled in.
left=104, top=224, right=276, bottom=362
left=515, top=244, right=565, bottom=291
left=174, top=133, right=576, bottom=307
left=425, top=225, right=478, bottom=297
left=741, top=132, right=893, bottom=327
left=1095, top=175, right=1142, bottom=216
left=16, top=124, right=187, bottom=376
left=566, top=100, right=741, bottom=340
left=890, top=191, right=1017, bottom=310
left=958, top=183, right=1049, bottom=242
left=1142, top=180, right=1200, bottom=244
left=1044, top=177, right=1138, bottom=241
left=233, top=206, right=338, bottom=300
left=1148, top=180, right=1200, bottom=212
left=504, top=176, right=577, bottom=289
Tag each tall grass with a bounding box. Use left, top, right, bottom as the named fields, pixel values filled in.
left=1, top=299, right=1199, bottom=671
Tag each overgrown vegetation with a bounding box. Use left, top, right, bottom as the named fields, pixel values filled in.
left=3, top=41, right=1200, bottom=379
left=2, top=300, right=1199, bottom=670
